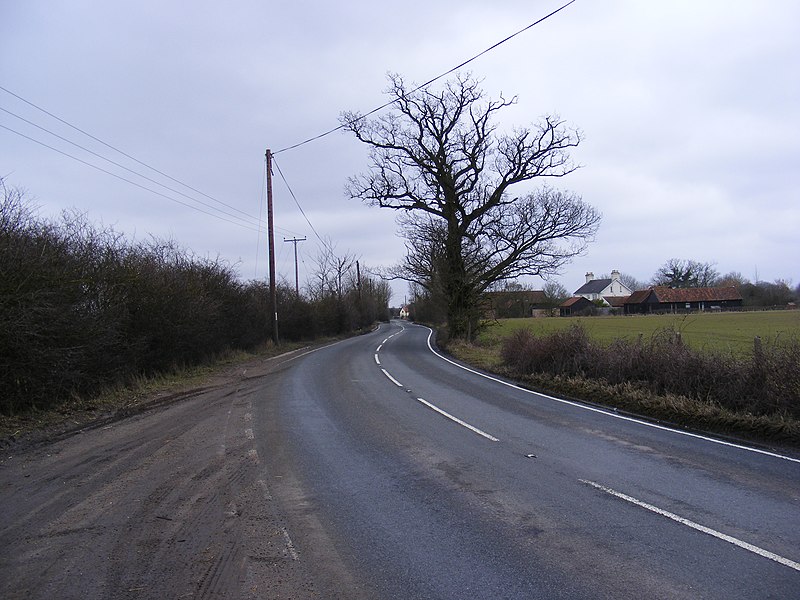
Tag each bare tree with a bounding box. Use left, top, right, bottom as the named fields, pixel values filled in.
left=652, top=258, right=720, bottom=288
left=307, top=240, right=357, bottom=300
left=542, top=281, right=569, bottom=309
left=343, top=74, right=600, bottom=339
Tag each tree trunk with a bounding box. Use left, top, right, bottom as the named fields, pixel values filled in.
left=443, top=224, right=479, bottom=340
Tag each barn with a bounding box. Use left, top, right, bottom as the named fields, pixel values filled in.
left=623, top=286, right=743, bottom=314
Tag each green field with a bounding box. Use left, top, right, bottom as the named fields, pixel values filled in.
left=479, top=310, right=800, bottom=355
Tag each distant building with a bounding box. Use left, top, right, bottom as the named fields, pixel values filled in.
left=574, top=270, right=632, bottom=305
left=559, top=296, right=594, bottom=317
left=624, top=286, right=743, bottom=314
left=399, top=305, right=411, bottom=319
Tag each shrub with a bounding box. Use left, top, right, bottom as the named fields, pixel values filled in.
left=0, top=181, right=389, bottom=416
left=500, top=323, right=800, bottom=420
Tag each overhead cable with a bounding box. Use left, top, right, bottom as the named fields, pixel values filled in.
left=0, top=123, right=263, bottom=232
left=271, top=155, right=330, bottom=250
left=0, top=106, right=260, bottom=228
left=274, top=0, right=578, bottom=154
left=0, top=84, right=254, bottom=221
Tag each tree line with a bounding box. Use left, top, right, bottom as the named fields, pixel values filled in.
left=0, top=180, right=389, bottom=416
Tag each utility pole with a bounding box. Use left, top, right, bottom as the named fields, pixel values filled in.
left=284, top=236, right=306, bottom=296
left=265, top=149, right=278, bottom=344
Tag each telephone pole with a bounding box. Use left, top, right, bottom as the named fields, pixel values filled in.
left=265, top=149, right=278, bottom=344
left=284, top=236, right=306, bottom=296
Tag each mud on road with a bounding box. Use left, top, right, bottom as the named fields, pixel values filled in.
left=0, top=350, right=339, bottom=600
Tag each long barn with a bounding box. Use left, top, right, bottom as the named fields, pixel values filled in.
left=624, top=286, right=743, bottom=314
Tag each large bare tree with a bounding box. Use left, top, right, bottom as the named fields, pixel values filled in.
left=342, top=74, right=600, bottom=339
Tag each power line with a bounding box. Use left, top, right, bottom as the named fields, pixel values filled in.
left=271, top=155, right=331, bottom=250
left=0, top=122, right=276, bottom=234
left=0, top=106, right=260, bottom=228
left=274, top=0, right=578, bottom=154
left=0, top=84, right=256, bottom=221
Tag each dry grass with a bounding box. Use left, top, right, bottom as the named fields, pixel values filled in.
left=448, top=320, right=800, bottom=447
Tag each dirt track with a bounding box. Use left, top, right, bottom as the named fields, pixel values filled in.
left=0, top=352, right=326, bottom=599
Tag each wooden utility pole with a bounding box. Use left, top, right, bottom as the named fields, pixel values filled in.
left=284, top=236, right=306, bottom=296
left=265, top=149, right=278, bottom=344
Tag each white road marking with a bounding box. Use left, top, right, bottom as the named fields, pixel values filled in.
left=376, top=344, right=383, bottom=352
left=282, top=528, right=300, bottom=561
left=374, top=354, right=381, bottom=365
left=416, top=397, right=499, bottom=442
left=381, top=369, right=403, bottom=387
left=580, top=479, right=800, bottom=572
left=419, top=326, right=800, bottom=464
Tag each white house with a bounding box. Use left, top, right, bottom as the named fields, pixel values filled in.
left=573, top=270, right=632, bottom=305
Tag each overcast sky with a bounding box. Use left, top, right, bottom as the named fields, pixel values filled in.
left=2, top=0, right=798, bottom=303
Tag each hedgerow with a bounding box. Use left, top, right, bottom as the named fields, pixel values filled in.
left=0, top=181, right=388, bottom=415
left=500, top=324, right=800, bottom=421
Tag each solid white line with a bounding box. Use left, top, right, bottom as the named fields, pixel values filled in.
left=416, top=397, right=499, bottom=442
left=374, top=354, right=381, bottom=365
left=419, top=326, right=800, bottom=464
left=381, top=368, right=403, bottom=387
left=580, top=479, right=800, bottom=572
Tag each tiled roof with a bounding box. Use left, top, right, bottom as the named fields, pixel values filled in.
left=625, top=286, right=742, bottom=304
left=625, top=289, right=652, bottom=304
left=574, top=278, right=612, bottom=295
left=603, top=295, right=629, bottom=307
left=652, top=286, right=742, bottom=302
left=561, top=296, right=589, bottom=307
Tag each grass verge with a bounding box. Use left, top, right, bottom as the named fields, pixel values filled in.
left=446, top=337, right=800, bottom=449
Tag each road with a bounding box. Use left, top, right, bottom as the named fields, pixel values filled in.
left=1, top=320, right=799, bottom=598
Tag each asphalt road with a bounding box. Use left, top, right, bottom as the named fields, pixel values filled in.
left=2, top=320, right=799, bottom=598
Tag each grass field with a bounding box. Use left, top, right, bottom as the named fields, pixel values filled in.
left=478, top=310, right=800, bottom=356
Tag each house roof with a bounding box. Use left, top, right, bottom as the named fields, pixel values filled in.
left=625, top=289, right=653, bottom=304
left=625, top=286, right=742, bottom=304
left=653, top=286, right=742, bottom=302
left=603, top=295, right=629, bottom=308
left=574, top=278, right=612, bottom=295
left=560, top=296, right=591, bottom=307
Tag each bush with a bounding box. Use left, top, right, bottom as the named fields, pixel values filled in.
left=500, top=324, right=800, bottom=420
left=0, top=181, right=389, bottom=416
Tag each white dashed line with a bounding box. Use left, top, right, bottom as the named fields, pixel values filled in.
left=381, top=369, right=403, bottom=387
left=416, top=397, right=499, bottom=442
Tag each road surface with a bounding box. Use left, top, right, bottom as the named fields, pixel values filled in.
left=1, top=321, right=798, bottom=598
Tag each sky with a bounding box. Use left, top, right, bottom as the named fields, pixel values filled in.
left=2, top=0, right=798, bottom=304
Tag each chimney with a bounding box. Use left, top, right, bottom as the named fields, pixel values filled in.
left=585, top=272, right=594, bottom=283
left=611, top=269, right=621, bottom=281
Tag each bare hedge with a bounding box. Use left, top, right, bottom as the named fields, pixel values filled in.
left=500, top=324, right=800, bottom=420
left=0, top=183, right=388, bottom=415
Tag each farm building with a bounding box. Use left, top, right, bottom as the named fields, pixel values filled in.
left=624, top=286, right=743, bottom=314
left=559, top=296, right=594, bottom=316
